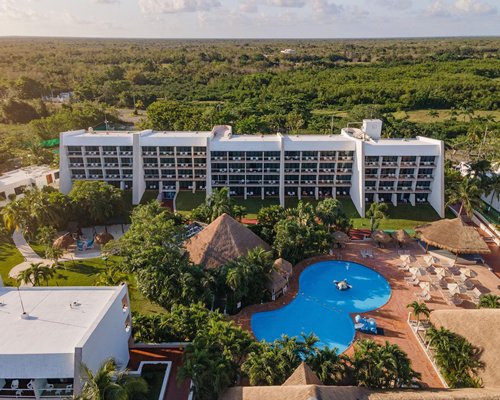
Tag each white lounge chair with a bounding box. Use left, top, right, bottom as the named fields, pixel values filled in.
left=11, top=380, right=19, bottom=390
left=417, top=291, right=431, bottom=301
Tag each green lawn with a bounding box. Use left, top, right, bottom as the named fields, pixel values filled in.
left=0, top=239, right=24, bottom=285
left=232, top=197, right=280, bottom=219
left=47, top=257, right=167, bottom=315
left=175, top=191, right=206, bottom=215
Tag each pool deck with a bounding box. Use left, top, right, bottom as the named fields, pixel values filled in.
left=232, top=240, right=500, bottom=389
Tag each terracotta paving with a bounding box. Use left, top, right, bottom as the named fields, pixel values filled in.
left=128, top=346, right=190, bottom=400
left=232, top=240, right=500, bottom=389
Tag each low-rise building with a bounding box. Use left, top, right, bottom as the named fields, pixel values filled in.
left=59, top=120, right=444, bottom=217
left=0, top=284, right=132, bottom=398
left=0, top=166, right=59, bottom=206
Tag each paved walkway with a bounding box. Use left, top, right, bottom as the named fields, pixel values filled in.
left=8, top=230, right=51, bottom=279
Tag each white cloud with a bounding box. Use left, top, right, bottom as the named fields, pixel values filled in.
left=92, top=0, right=120, bottom=4
left=372, top=0, right=412, bottom=11
left=311, top=0, right=344, bottom=15
left=138, top=0, right=221, bottom=14
left=0, top=0, right=37, bottom=20
left=426, top=0, right=497, bottom=17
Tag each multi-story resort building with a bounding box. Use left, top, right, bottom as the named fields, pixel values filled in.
left=0, top=284, right=132, bottom=398
left=59, top=119, right=445, bottom=218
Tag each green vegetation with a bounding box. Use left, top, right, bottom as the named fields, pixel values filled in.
left=190, top=187, right=246, bottom=223
left=425, top=326, right=483, bottom=388
left=0, top=239, right=23, bottom=284
left=478, top=294, right=499, bottom=309
left=175, top=191, right=206, bottom=215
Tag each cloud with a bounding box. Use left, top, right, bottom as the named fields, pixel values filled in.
left=240, top=0, right=306, bottom=13
left=372, top=0, right=412, bottom=11
left=138, top=0, right=221, bottom=14
left=92, top=0, right=120, bottom=4
left=311, top=0, right=344, bottom=15
left=426, top=0, right=497, bottom=17
left=0, top=0, right=37, bottom=20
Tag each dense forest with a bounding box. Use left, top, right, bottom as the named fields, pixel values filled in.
left=0, top=37, right=499, bottom=172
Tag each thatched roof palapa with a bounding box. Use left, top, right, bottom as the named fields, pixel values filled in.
left=274, top=258, right=293, bottom=276
left=53, top=232, right=75, bottom=249
left=283, top=362, right=323, bottom=386
left=415, top=218, right=490, bottom=254
left=371, top=230, right=392, bottom=243
left=332, top=231, right=350, bottom=243
left=95, top=231, right=114, bottom=245
left=266, top=270, right=288, bottom=294
left=184, top=213, right=271, bottom=269
left=391, top=229, right=411, bottom=244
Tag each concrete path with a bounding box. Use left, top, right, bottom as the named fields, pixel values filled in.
left=8, top=230, right=51, bottom=279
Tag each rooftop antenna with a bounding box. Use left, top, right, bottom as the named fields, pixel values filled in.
left=17, top=287, right=29, bottom=319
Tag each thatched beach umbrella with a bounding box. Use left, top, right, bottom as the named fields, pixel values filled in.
left=274, top=258, right=293, bottom=277
left=391, top=229, right=411, bottom=246
left=415, top=218, right=490, bottom=261
left=53, top=232, right=75, bottom=249
left=371, top=230, right=392, bottom=246
left=332, top=231, right=350, bottom=245
left=95, top=231, right=114, bottom=245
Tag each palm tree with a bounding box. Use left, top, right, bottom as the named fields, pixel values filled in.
left=406, top=301, right=431, bottom=330
left=427, top=110, right=439, bottom=119
left=307, top=346, right=349, bottom=385
left=95, top=267, right=129, bottom=286
left=207, top=187, right=232, bottom=222
left=79, top=358, right=148, bottom=400
left=478, top=294, right=499, bottom=309
left=16, top=262, right=55, bottom=286
left=446, top=177, right=483, bottom=218
left=316, top=198, right=351, bottom=233
left=365, top=202, right=388, bottom=232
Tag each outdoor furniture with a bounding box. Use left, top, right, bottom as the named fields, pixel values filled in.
left=0, top=379, right=5, bottom=390
left=65, top=384, right=73, bottom=394
left=365, top=249, right=374, bottom=258
left=45, top=384, right=54, bottom=390
left=11, top=380, right=19, bottom=389
left=15, top=390, right=23, bottom=397
left=417, top=290, right=431, bottom=301
left=423, top=255, right=439, bottom=266
left=398, top=263, right=410, bottom=271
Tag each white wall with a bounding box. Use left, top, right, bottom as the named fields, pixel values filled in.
left=351, top=140, right=365, bottom=217
left=419, top=137, right=445, bottom=218
left=482, top=191, right=500, bottom=213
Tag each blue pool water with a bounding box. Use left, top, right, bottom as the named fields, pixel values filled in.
left=251, top=260, right=391, bottom=353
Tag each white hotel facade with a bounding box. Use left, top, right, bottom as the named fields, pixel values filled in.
left=59, top=119, right=445, bottom=218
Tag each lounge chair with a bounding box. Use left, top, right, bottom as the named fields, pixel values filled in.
left=451, top=296, right=463, bottom=306
left=417, top=291, right=431, bottom=301
left=365, top=249, right=374, bottom=258
left=398, top=263, right=409, bottom=270
left=360, top=250, right=367, bottom=259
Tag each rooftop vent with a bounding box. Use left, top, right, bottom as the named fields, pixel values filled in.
left=88, top=127, right=94, bottom=133
left=70, top=301, right=81, bottom=309
left=21, top=312, right=29, bottom=320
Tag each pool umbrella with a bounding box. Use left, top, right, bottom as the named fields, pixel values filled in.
left=419, top=281, right=431, bottom=292
left=53, top=232, right=75, bottom=249
left=415, top=218, right=490, bottom=261
left=410, top=266, right=426, bottom=276
left=423, top=255, right=439, bottom=266
left=332, top=231, right=349, bottom=245
left=371, top=230, right=392, bottom=246
left=435, top=267, right=451, bottom=278
left=95, top=231, right=114, bottom=245
left=447, top=282, right=466, bottom=295
left=400, top=254, right=416, bottom=263
left=460, top=267, right=477, bottom=278
left=391, top=229, right=411, bottom=246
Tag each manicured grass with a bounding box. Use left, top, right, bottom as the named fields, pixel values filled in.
left=232, top=197, right=280, bottom=219
left=140, top=190, right=160, bottom=204
left=47, top=257, right=167, bottom=315
left=392, top=109, right=500, bottom=123
left=0, top=239, right=24, bottom=285
left=29, top=241, right=46, bottom=258
left=175, top=191, right=206, bottom=215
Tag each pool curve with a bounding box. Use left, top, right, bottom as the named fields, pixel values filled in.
left=251, top=260, right=392, bottom=353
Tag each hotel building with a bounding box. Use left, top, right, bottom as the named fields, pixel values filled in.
left=59, top=119, right=445, bottom=218
left=0, top=284, right=132, bottom=398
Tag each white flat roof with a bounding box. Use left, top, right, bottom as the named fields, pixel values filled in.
left=142, top=130, right=212, bottom=138
left=0, top=166, right=57, bottom=188
left=0, top=286, right=119, bottom=356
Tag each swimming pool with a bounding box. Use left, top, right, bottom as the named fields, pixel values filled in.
left=251, top=260, right=391, bottom=353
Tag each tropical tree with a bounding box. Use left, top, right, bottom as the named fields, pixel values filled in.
left=69, top=180, right=124, bottom=225
left=365, top=202, right=388, bottom=232
left=256, top=204, right=286, bottom=243
left=79, top=358, right=148, bottom=400
left=446, top=177, right=483, bottom=218
left=306, top=346, right=350, bottom=385
left=478, top=294, right=499, bottom=309
left=16, top=262, right=55, bottom=286
left=190, top=187, right=245, bottom=223
left=95, top=267, right=129, bottom=286
left=315, top=198, right=352, bottom=233
left=406, top=301, right=431, bottom=329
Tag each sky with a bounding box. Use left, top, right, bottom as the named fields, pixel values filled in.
left=0, top=0, right=498, bottom=38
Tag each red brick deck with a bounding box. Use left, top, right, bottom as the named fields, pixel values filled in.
left=128, top=346, right=191, bottom=400
left=232, top=241, right=482, bottom=389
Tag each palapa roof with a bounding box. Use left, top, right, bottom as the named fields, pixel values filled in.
left=416, top=218, right=490, bottom=254
left=53, top=232, right=74, bottom=249
left=430, top=309, right=500, bottom=388
left=274, top=258, right=293, bottom=276
left=221, top=386, right=500, bottom=400
left=371, top=230, right=392, bottom=243
left=184, top=213, right=271, bottom=269
left=332, top=231, right=350, bottom=243
left=95, top=231, right=114, bottom=245
left=391, top=229, right=411, bottom=243
left=266, top=270, right=288, bottom=293
left=283, top=362, right=323, bottom=386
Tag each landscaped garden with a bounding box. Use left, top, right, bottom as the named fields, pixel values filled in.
left=0, top=239, right=23, bottom=284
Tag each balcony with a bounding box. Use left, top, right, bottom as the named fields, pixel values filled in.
left=159, top=151, right=175, bottom=156
left=87, top=163, right=101, bottom=167
left=69, top=163, right=83, bottom=168
left=103, top=151, right=117, bottom=156
left=0, top=379, right=74, bottom=398
left=420, top=161, right=435, bottom=167
left=89, top=174, right=103, bottom=179
left=417, top=174, right=433, bottom=179
left=68, top=151, right=82, bottom=156
left=120, top=151, right=133, bottom=156
left=106, top=174, right=121, bottom=179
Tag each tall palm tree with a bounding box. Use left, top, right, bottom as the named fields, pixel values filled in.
left=446, top=177, right=483, bottom=218
left=95, top=267, right=129, bottom=286
left=16, top=262, right=55, bottom=286
left=365, top=202, right=388, bottom=232
left=208, top=187, right=232, bottom=222
left=478, top=294, right=499, bottom=309
left=307, top=346, right=349, bottom=385
left=406, top=301, right=431, bottom=329
left=79, top=358, right=148, bottom=400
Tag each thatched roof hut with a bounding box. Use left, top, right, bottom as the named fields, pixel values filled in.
left=95, top=231, right=114, bottom=245
left=184, top=213, right=271, bottom=269
left=53, top=232, right=75, bottom=249
left=371, top=230, right=392, bottom=244
left=266, top=270, right=288, bottom=296
left=430, top=309, right=500, bottom=387
left=332, top=231, right=350, bottom=244
left=274, top=258, right=293, bottom=276
left=391, top=229, right=411, bottom=244
left=415, top=218, right=490, bottom=255
left=283, top=362, right=323, bottom=386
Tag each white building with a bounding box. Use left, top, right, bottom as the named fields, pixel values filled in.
left=59, top=120, right=445, bottom=217
left=0, top=166, right=59, bottom=207
left=0, top=284, right=132, bottom=398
